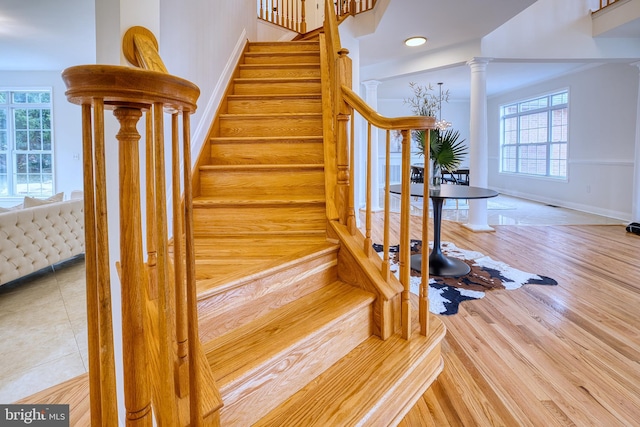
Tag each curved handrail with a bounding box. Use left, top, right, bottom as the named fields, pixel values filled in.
left=341, top=86, right=435, bottom=130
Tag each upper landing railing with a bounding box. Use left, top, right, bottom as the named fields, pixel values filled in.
left=258, top=0, right=376, bottom=34
left=594, top=0, right=621, bottom=12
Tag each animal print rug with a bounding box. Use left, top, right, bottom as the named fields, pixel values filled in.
left=373, top=240, right=558, bottom=315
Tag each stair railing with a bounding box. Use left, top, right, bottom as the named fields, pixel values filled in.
left=62, top=26, right=222, bottom=426
left=258, top=0, right=376, bottom=34
left=320, top=0, right=435, bottom=339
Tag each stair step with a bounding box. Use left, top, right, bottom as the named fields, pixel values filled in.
left=197, top=242, right=339, bottom=342
left=204, top=281, right=375, bottom=426
left=192, top=203, right=327, bottom=236
left=233, top=77, right=321, bottom=95
left=243, top=51, right=320, bottom=65
left=256, top=319, right=447, bottom=426
left=226, top=94, right=321, bottom=114
left=209, top=136, right=324, bottom=165
left=238, top=63, right=321, bottom=78
left=247, top=41, right=320, bottom=53
left=219, top=113, right=322, bottom=137
left=193, top=234, right=330, bottom=286
left=198, top=164, right=325, bottom=198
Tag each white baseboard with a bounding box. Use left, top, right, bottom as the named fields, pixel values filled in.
left=494, top=187, right=631, bottom=222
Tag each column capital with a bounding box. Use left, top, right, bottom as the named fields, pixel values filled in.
left=362, top=80, right=382, bottom=88
left=466, top=57, right=493, bottom=69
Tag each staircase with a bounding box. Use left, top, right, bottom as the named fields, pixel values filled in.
left=193, top=40, right=445, bottom=426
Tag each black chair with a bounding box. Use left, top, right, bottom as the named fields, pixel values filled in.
left=410, top=166, right=424, bottom=183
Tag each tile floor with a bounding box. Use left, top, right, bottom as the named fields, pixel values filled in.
left=0, top=195, right=628, bottom=404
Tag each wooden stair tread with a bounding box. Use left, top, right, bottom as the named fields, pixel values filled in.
left=193, top=195, right=325, bottom=206
left=234, top=77, right=321, bottom=83
left=239, top=63, right=321, bottom=70
left=194, top=239, right=336, bottom=293
left=226, top=93, right=321, bottom=101
left=256, top=318, right=447, bottom=427
left=219, top=112, right=322, bottom=119
left=199, top=163, right=322, bottom=171
left=203, top=281, right=375, bottom=388
left=209, top=135, right=323, bottom=143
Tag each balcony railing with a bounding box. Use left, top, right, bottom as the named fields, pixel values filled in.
left=258, top=0, right=376, bottom=34
left=594, top=0, right=621, bottom=12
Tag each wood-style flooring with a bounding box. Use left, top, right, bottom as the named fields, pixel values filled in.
left=366, top=212, right=640, bottom=426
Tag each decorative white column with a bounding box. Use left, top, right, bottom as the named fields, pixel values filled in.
left=464, top=57, right=494, bottom=232
left=632, top=62, right=640, bottom=222
left=362, top=80, right=382, bottom=211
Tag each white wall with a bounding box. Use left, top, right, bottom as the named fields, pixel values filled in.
left=0, top=71, right=84, bottom=207
left=160, top=0, right=257, bottom=164
left=488, top=62, right=638, bottom=220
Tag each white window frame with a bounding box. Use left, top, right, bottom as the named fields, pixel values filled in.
left=499, top=89, right=569, bottom=180
left=0, top=88, right=55, bottom=198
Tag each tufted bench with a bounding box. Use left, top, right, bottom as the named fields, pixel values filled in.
left=0, top=199, right=85, bottom=285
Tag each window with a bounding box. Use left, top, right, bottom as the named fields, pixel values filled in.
left=0, top=90, right=54, bottom=197
left=500, top=90, right=568, bottom=179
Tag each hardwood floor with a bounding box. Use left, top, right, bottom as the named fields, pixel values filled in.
left=364, top=213, right=640, bottom=426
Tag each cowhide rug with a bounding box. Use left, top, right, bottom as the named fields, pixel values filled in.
left=373, top=239, right=558, bottom=315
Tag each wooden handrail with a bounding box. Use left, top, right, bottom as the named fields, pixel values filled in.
left=341, top=86, right=433, bottom=130
left=63, top=27, right=222, bottom=426
left=320, top=0, right=435, bottom=340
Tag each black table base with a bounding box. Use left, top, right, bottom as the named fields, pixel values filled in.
left=410, top=253, right=471, bottom=277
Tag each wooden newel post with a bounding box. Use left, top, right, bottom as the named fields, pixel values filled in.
left=335, top=48, right=355, bottom=231
left=113, top=107, right=154, bottom=426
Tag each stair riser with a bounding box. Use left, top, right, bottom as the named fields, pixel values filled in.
left=247, top=43, right=320, bottom=53
left=227, top=97, right=322, bottom=114
left=198, top=251, right=339, bottom=342
left=219, top=116, right=322, bottom=137
left=192, top=205, right=327, bottom=235
left=199, top=169, right=325, bottom=197
left=210, top=140, right=324, bottom=165
left=233, top=80, right=320, bottom=95
left=239, top=66, right=320, bottom=79
left=244, top=54, right=320, bottom=65
left=220, top=305, right=373, bottom=426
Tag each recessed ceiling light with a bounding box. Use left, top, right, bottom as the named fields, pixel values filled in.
left=404, top=36, right=427, bottom=47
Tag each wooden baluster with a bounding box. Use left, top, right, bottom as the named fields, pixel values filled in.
left=382, top=129, right=391, bottom=282
left=364, top=121, right=372, bottom=256
left=420, top=129, right=430, bottom=336
left=182, top=111, right=204, bottom=426
left=350, top=0, right=356, bottom=16
left=82, top=103, right=102, bottom=426
left=399, top=129, right=411, bottom=340
left=92, top=99, right=119, bottom=426
left=151, top=102, right=179, bottom=425
left=347, top=109, right=356, bottom=234
left=301, top=0, right=307, bottom=33
left=172, top=112, right=189, bottom=398
left=145, top=111, right=158, bottom=300
left=259, top=0, right=265, bottom=19
left=114, top=106, right=152, bottom=426
left=275, top=0, right=280, bottom=25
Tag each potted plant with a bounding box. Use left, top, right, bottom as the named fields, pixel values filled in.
left=404, top=82, right=468, bottom=188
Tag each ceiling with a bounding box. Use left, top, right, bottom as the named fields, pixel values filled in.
left=359, top=0, right=640, bottom=101
left=0, top=0, right=95, bottom=71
